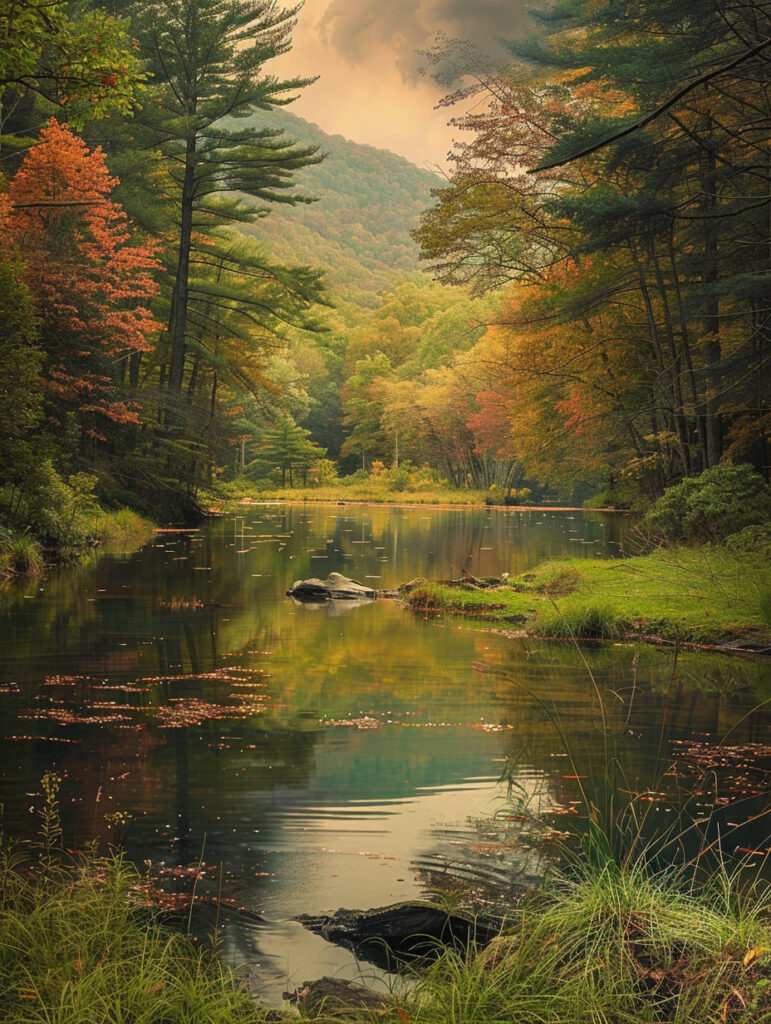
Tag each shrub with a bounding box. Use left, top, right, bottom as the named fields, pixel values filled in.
left=307, top=458, right=339, bottom=486
left=643, top=463, right=771, bottom=544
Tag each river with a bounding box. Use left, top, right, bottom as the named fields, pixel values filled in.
left=0, top=503, right=768, bottom=1004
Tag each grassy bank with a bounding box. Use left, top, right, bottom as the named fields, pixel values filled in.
left=406, top=544, right=771, bottom=647
left=0, top=508, right=154, bottom=578
left=208, top=482, right=492, bottom=508
left=4, top=843, right=768, bottom=1024
left=0, top=845, right=274, bottom=1024
left=384, top=866, right=771, bottom=1024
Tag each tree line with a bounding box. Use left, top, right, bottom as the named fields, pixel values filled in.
left=0, top=0, right=326, bottom=536
left=1, top=0, right=768, bottom=533
left=409, top=0, right=770, bottom=500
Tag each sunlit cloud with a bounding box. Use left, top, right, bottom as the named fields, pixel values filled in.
left=271, top=0, right=536, bottom=168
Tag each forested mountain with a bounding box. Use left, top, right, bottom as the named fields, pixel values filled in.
left=237, top=109, right=443, bottom=307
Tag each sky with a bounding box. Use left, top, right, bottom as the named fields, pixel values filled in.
left=272, top=0, right=534, bottom=170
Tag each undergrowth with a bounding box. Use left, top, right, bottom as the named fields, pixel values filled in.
left=378, top=864, right=771, bottom=1024
left=0, top=843, right=271, bottom=1024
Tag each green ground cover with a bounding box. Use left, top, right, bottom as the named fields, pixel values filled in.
left=0, top=846, right=271, bottom=1024
left=0, top=508, right=154, bottom=577
left=407, top=545, right=771, bottom=645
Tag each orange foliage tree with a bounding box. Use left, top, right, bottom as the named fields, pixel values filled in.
left=7, top=119, right=161, bottom=448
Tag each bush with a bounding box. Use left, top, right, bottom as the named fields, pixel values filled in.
left=0, top=462, right=150, bottom=559
left=643, top=463, right=771, bottom=545
left=307, top=458, right=339, bottom=486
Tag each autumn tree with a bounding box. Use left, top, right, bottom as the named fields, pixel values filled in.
left=6, top=119, right=161, bottom=455
left=415, top=0, right=771, bottom=495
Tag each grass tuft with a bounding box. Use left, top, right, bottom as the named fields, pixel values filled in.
left=0, top=530, right=44, bottom=576
left=537, top=600, right=631, bottom=639
left=374, top=864, right=771, bottom=1024
left=0, top=843, right=272, bottom=1024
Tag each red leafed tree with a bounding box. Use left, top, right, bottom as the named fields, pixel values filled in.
left=6, top=119, right=161, bottom=444
left=467, top=389, right=517, bottom=462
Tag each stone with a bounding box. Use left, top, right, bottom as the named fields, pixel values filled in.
left=297, top=901, right=503, bottom=970
left=284, top=976, right=390, bottom=1016
left=286, top=572, right=377, bottom=601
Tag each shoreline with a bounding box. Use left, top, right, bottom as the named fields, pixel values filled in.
left=215, top=494, right=625, bottom=514
left=398, top=545, right=770, bottom=655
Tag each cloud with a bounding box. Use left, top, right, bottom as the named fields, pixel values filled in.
left=317, top=0, right=533, bottom=79
left=271, top=0, right=540, bottom=166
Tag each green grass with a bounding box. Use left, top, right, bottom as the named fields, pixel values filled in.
left=372, top=864, right=771, bottom=1024
left=407, top=545, right=771, bottom=645
left=208, top=482, right=492, bottom=507
left=0, top=844, right=273, bottom=1024
left=0, top=530, right=44, bottom=577
left=88, top=507, right=156, bottom=546
left=9, top=843, right=767, bottom=1024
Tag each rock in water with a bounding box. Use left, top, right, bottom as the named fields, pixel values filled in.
left=286, top=572, right=377, bottom=601
left=284, top=977, right=390, bottom=1016
left=297, top=901, right=503, bottom=970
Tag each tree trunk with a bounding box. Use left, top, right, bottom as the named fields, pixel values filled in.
left=168, top=134, right=197, bottom=395
left=699, top=129, right=722, bottom=467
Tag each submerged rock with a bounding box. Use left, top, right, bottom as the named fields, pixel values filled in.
left=286, top=572, right=377, bottom=601
left=284, top=976, right=390, bottom=1016
left=297, top=901, right=503, bottom=970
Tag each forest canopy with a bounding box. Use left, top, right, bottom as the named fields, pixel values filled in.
left=0, top=0, right=768, bottom=551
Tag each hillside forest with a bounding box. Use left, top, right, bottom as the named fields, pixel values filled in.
left=1, top=0, right=769, bottom=556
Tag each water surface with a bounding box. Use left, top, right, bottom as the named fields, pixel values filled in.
left=0, top=504, right=767, bottom=1003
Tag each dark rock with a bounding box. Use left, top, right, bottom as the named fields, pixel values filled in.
left=283, top=976, right=390, bottom=1016
left=297, top=901, right=503, bottom=971
left=286, top=572, right=377, bottom=601
left=378, top=577, right=426, bottom=599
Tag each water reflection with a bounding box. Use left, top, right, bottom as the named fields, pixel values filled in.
left=0, top=504, right=767, bottom=1004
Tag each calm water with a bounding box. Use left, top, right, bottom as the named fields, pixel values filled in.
left=0, top=503, right=768, bottom=1003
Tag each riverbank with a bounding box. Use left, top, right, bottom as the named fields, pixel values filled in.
left=405, top=544, right=771, bottom=650
left=4, top=841, right=768, bottom=1024
left=0, top=508, right=155, bottom=578
left=208, top=482, right=493, bottom=508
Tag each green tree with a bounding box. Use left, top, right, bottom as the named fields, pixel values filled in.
left=0, top=254, right=43, bottom=495
left=0, top=1, right=145, bottom=149
left=246, top=414, right=323, bottom=487
left=127, top=0, right=324, bottom=399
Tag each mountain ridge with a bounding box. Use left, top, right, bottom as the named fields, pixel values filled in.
left=239, top=108, right=444, bottom=307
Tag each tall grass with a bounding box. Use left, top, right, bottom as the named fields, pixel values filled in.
left=0, top=529, right=44, bottom=576
left=0, top=844, right=272, bottom=1024
left=537, top=599, right=631, bottom=639
left=387, top=862, right=770, bottom=1024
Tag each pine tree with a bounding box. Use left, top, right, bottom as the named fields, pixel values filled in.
left=126, top=0, right=324, bottom=399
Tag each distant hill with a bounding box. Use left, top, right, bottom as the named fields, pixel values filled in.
left=237, top=109, right=443, bottom=307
